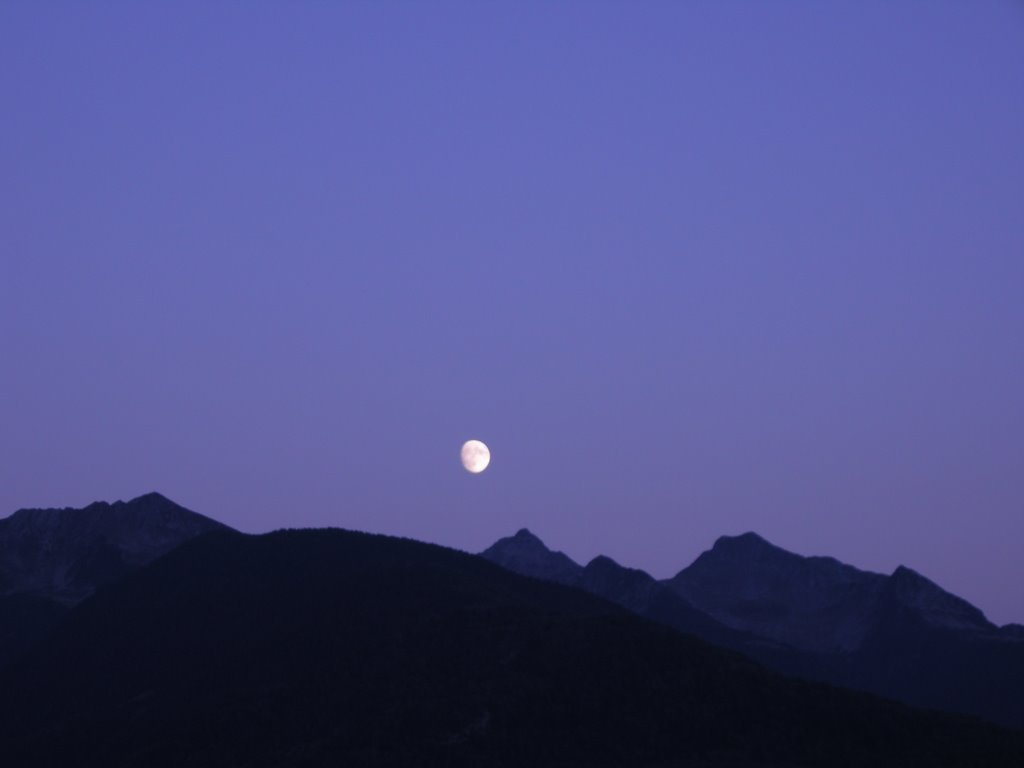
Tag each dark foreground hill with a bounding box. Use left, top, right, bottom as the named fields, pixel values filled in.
left=0, top=493, right=229, bottom=666
left=484, top=528, right=1024, bottom=729
left=1, top=529, right=1021, bottom=767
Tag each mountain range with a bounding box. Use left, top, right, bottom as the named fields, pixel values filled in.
left=482, top=528, right=1024, bottom=729
left=0, top=494, right=1021, bottom=765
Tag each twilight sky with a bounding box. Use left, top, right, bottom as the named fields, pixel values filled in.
left=2, top=2, right=1022, bottom=624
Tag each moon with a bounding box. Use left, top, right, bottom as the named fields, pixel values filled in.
left=460, top=439, right=491, bottom=474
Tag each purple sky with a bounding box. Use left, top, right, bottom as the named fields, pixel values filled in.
left=2, top=3, right=1022, bottom=625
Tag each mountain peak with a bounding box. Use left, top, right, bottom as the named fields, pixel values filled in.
left=0, top=494, right=231, bottom=604
left=713, top=531, right=771, bottom=548
left=885, top=564, right=992, bottom=631
left=708, top=531, right=791, bottom=561
left=669, top=532, right=887, bottom=654
left=128, top=491, right=175, bottom=506
left=890, top=564, right=924, bottom=582
left=480, top=529, right=582, bottom=586
left=511, top=528, right=544, bottom=545
left=10, top=491, right=187, bottom=521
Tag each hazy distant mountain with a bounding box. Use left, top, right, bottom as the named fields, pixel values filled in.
left=881, top=564, right=995, bottom=632
left=483, top=530, right=807, bottom=674
left=0, top=492, right=229, bottom=666
left=666, top=532, right=1000, bottom=652
left=1, top=527, right=1020, bottom=767
left=480, top=528, right=582, bottom=585
left=485, top=529, right=1024, bottom=729
left=667, top=532, right=888, bottom=654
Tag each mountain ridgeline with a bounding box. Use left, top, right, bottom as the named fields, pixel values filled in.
left=482, top=528, right=1024, bottom=729
left=2, top=524, right=1023, bottom=767
left=0, top=494, right=1021, bottom=765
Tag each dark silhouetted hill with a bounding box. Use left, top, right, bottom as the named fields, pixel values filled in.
left=2, top=528, right=1021, bottom=767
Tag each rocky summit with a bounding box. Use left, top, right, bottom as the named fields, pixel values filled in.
left=0, top=493, right=230, bottom=666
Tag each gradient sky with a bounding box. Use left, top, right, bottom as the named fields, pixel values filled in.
left=2, top=2, right=1022, bottom=624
